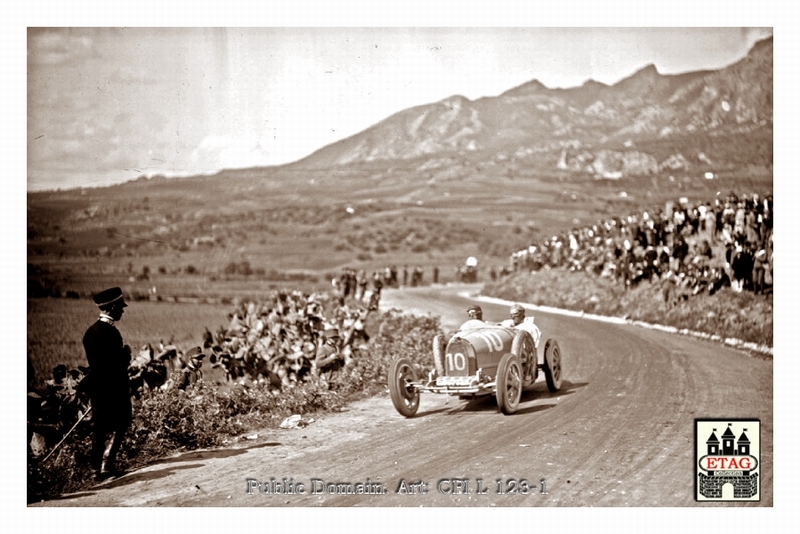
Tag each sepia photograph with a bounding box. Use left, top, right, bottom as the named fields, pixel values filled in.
left=12, top=0, right=798, bottom=530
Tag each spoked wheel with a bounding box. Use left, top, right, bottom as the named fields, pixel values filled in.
left=543, top=339, right=563, bottom=392
left=511, top=330, right=536, bottom=383
left=388, top=357, right=420, bottom=417
left=495, top=352, right=522, bottom=415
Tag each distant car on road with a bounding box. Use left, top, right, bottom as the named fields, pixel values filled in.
left=388, top=322, right=563, bottom=417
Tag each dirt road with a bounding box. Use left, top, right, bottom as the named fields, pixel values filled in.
left=37, top=285, right=772, bottom=507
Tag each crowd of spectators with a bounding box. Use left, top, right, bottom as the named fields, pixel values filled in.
left=332, top=267, right=390, bottom=310
left=506, top=191, right=773, bottom=300
left=333, top=264, right=439, bottom=304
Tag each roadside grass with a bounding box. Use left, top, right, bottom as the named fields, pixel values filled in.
left=482, top=269, right=773, bottom=348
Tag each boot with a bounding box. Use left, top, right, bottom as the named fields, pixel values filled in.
left=98, top=430, right=125, bottom=479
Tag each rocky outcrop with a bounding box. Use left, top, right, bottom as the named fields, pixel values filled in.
left=558, top=149, right=659, bottom=177
left=659, top=153, right=690, bottom=171
left=294, top=37, right=772, bottom=176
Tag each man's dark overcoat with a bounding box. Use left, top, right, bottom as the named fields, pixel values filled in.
left=83, top=321, right=132, bottom=428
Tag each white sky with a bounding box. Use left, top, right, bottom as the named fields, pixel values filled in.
left=22, top=15, right=775, bottom=191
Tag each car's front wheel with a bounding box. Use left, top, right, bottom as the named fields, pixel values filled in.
left=496, top=352, right=522, bottom=415
left=388, top=357, right=420, bottom=417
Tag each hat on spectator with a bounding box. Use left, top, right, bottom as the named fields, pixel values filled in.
left=324, top=328, right=341, bottom=339
left=185, top=346, right=206, bottom=361
left=93, top=287, right=127, bottom=310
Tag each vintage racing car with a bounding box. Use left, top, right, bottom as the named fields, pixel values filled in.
left=388, top=322, right=562, bottom=417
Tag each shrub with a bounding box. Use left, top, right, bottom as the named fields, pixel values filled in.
left=223, top=261, right=252, bottom=276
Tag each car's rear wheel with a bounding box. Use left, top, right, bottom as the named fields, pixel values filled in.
left=388, top=357, right=420, bottom=417
left=433, top=335, right=446, bottom=376
left=496, top=352, right=522, bottom=415
left=543, top=339, right=563, bottom=392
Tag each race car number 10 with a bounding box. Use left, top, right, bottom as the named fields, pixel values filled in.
left=445, top=352, right=467, bottom=371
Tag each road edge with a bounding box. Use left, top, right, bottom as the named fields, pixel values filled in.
left=468, top=291, right=773, bottom=357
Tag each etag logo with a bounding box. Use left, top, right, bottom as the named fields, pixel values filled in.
left=695, top=419, right=760, bottom=501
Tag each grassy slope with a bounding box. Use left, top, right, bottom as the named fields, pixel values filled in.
left=482, top=268, right=773, bottom=348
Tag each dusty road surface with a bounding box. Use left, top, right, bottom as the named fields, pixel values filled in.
left=36, top=285, right=772, bottom=507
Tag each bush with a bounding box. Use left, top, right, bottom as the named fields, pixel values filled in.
left=223, top=261, right=252, bottom=276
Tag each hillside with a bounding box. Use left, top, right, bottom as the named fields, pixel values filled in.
left=294, top=37, right=772, bottom=180
left=27, top=37, right=772, bottom=297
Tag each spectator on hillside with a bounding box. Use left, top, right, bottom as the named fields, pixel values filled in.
left=314, top=328, right=344, bottom=389
left=175, top=347, right=205, bottom=390
left=752, top=248, right=767, bottom=295
left=732, top=242, right=754, bottom=293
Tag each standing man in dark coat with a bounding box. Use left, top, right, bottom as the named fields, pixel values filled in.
left=83, top=287, right=132, bottom=479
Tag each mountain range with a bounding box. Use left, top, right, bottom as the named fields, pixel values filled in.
left=292, top=36, right=772, bottom=179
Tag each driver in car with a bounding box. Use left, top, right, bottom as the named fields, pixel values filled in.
left=458, top=304, right=486, bottom=330
left=500, top=304, right=542, bottom=347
